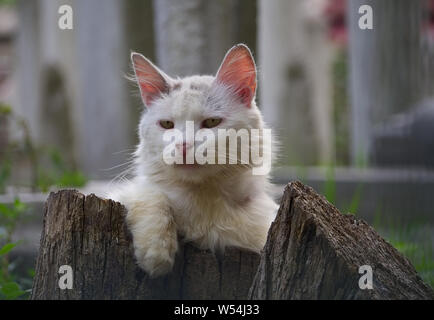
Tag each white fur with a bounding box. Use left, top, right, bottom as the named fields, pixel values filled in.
left=108, top=46, right=278, bottom=277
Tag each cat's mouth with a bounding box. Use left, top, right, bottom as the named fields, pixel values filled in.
left=172, top=153, right=204, bottom=169
left=174, top=163, right=202, bottom=169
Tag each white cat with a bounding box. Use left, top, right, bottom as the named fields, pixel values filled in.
left=108, top=44, right=278, bottom=277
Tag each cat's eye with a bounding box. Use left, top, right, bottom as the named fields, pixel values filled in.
left=202, top=118, right=222, bottom=128
left=159, top=120, right=174, bottom=129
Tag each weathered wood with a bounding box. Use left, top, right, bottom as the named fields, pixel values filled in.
left=31, top=190, right=259, bottom=299
left=32, top=182, right=434, bottom=300
left=248, top=181, right=434, bottom=300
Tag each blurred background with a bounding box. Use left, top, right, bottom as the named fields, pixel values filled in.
left=0, top=0, right=433, bottom=298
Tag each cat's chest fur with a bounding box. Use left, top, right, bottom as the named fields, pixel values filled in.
left=162, top=175, right=258, bottom=248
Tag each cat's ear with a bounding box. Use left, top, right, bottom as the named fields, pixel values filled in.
left=131, top=52, right=170, bottom=107
left=215, top=44, right=257, bottom=107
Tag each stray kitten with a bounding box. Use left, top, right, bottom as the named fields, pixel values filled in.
left=108, top=44, right=278, bottom=277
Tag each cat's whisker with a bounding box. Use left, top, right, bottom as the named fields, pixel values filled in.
left=112, top=148, right=136, bottom=155
left=102, top=158, right=136, bottom=171
left=108, top=161, right=136, bottom=185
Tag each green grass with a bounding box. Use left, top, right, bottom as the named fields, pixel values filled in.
left=319, top=165, right=434, bottom=289
left=0, top=0, right=15, bottom=7
left=374, top=221, right=434, bottom=289
left=0, top=198, right=32, bottom=299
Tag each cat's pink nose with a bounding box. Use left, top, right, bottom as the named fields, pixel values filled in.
left=176, top=142, right=192, bottom=157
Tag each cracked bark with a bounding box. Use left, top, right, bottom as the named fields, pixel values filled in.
left=31, top=182, right=434, bottom=300
left=30, top=190, right=259, bottom=299
left=248, top=181, right=434, bottom=300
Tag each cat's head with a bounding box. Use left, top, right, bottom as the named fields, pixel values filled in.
left=131, top=44, right=270, bottom=183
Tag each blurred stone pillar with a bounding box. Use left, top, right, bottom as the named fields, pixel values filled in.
left=15, top=0, right=136, bottom=180
left=16, top=0, right=41, bottom=142
left=37, top=0, right=76, bottom=168
left=123, top=0, right=156, bottom=146
left=74, top=0, right=130, bottom=179
left=152, top=0, right=238, bottom=76
left=258, top=0, right=334, bottom=166
left=348, top=0, right=426, bottom=166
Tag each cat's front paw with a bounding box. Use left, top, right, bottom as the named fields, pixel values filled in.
left=135, top=245, right=176, bottom=278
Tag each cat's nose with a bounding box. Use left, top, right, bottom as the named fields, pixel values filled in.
left=176, top=142, right=193, bottom=157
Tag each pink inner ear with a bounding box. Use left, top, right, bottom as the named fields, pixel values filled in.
left=239, top=87, right=253, bottom=105
left=132, top=54, right=168, bottom=107
left=137, top=78, right=166, bottom=106
left=216, top=46, right=257, bottom=106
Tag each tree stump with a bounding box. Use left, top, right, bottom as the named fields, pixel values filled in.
left=248, top=181, right=434, bottom=299
left=30, top=190, right=259, bottom=299
left=31, top=182, right=434, bottom=300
